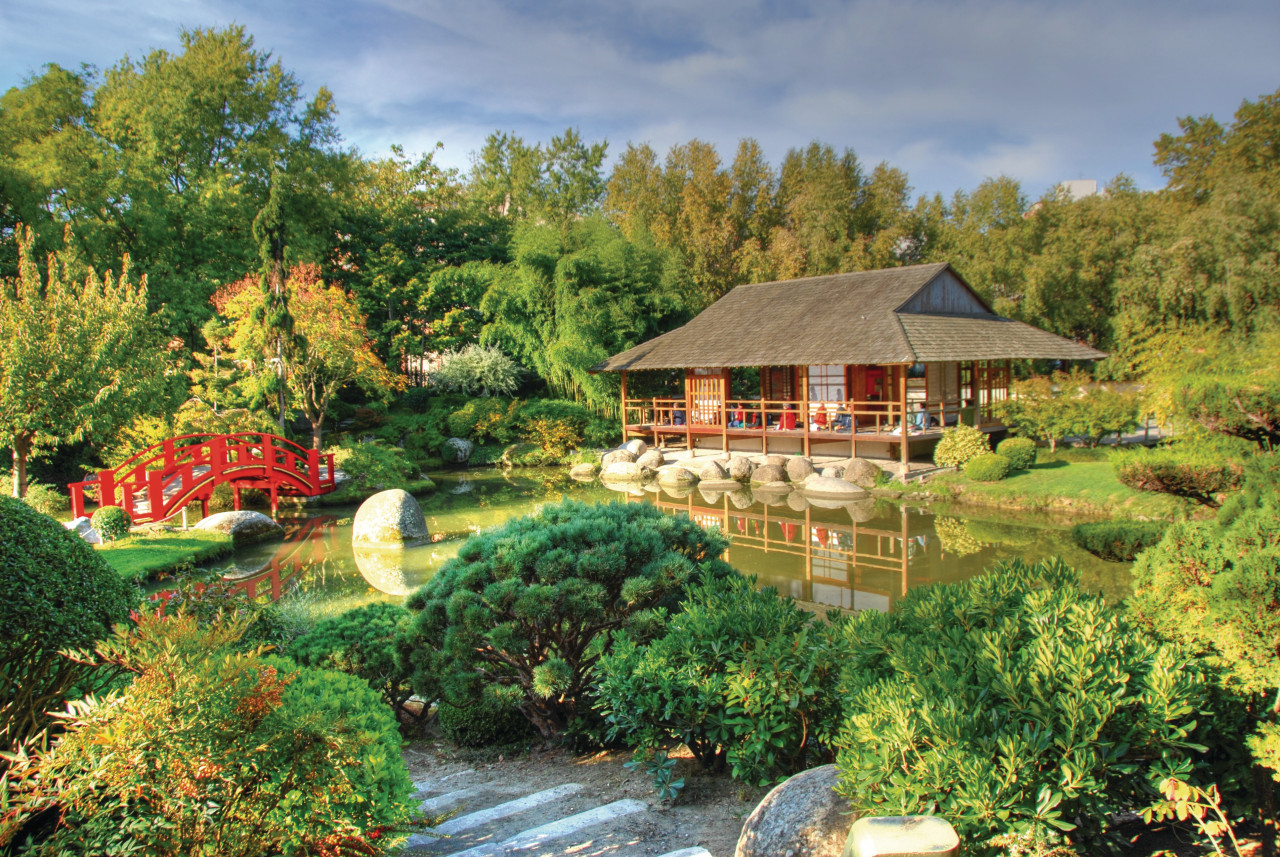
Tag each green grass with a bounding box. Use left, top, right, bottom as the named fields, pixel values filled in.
left=97, top=530, right=235, bottom=582
left=927, top=451, right=1196, bottom=520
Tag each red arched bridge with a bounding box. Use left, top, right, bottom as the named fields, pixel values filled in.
left=69, top=433, right=337, bottom=524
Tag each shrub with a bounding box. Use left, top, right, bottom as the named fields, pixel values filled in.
left=964, top=453, right=1011, bottom=482
left=1128, top=507, right=1280, bottom=816
left=0, top=611, right=415, bottom=855
left=585, top=416, right=621, bottom=449
left=996, top=437, right=1037, bottom=471
left=446, top=397, right=522, bottom=444
left=518, top=399, right=592, bottom=461
left=0, top=497, right=133, bottom=753
left=431, top=344, right=521, bottom=397
left=593, top=576, right=848, bottom=785
left=1114, top=445, right=1244, bottom=508
left=934, top=423, right=991, bottom=468
left=396, top=500, right=735, bottom=738
left=437, top=686, right=536, bottom=749
left=329, top=439, right=419, bottom=490
left=1071, top=520, right=1169, bottom=562
left=834, top=559, right=1211, bottom=850
left=16, top=480, right=69, bottom=516
left=90, top=505, right=132, bottom=542
left=291, top=602, right=421, bottom=725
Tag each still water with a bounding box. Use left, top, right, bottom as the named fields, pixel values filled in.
left=201, top=468, right=1130, bottom=616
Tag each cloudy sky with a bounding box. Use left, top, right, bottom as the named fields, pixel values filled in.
left=3, top=0, right=1277, bottom=200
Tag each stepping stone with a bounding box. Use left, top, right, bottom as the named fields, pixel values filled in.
left=654, top=849, right=713, bottom=857
left=428, top=784, right=584, bottom=837
left=418, top=786, right=486, bottom=814
left=445, top=799, right=648, bottom=857
left=413, top=769, right=477, bottom=796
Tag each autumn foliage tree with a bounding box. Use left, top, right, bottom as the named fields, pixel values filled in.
left=0, top=226, right=165, bottom=497
left=218, top=264, right=398, bottom=449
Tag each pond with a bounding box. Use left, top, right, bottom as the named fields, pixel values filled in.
left=196, top=468, right=1131, bottom=617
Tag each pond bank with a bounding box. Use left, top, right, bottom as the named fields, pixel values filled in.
left=98, top=530, right=234, bottom=582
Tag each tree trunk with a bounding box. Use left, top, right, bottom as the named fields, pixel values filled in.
left=311, top=417, right=324, bottom=452
left=11, top=433, right=30, bottom=499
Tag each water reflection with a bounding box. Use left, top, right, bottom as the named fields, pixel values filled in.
left=187, top=469, right=1129, bottom=614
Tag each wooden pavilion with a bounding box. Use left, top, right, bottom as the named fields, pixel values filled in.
left=592, top=262, right=1105, bottom=466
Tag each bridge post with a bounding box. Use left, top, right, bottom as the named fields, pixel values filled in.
left=147, top=470, right=164, bottom=524
left=232, top=484, right=241, bottom=511
left=307, top=449, right=321, bottom=493
left=98, top=469, right=116, bottom=510
left=269, top=483, right=279, bottom=518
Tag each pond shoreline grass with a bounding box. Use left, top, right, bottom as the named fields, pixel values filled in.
left=921, top=452, right=1198, bottom=521
left=97, top=530, right=235, bottom=583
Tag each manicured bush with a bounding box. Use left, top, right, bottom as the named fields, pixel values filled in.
left=396, top=500, right=735, bottom=738
left=0, top=611, right=414, bottom=855
left=518, top=399, right=592, bottom=461
left=964, top=452, right=1012, bottom=482
left=291, top=602, right=421, bottom=725
left=437, top=686, right=536, bottom=749
left=934, top=423, right=991, bottom=468
left=834, top=559, right=1211, bottom=850
left=90, top=504, right=132, bottom=542
left=996, top=437, right=1037, bottom=471
left=594, top=576, right=848, bottom=785
left=431, top=344, right=521, bottom=397
left=1114, top=445, right=1244, bottom=508
left=0, top=497, right=132, bottom=753
left=1071, top=519, right=1169, bottom=562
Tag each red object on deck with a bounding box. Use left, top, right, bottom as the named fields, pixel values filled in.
left=68, top=432, right=338, bottom=524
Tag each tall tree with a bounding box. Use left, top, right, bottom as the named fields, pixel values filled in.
left=0, top=226, right=165, bottom=497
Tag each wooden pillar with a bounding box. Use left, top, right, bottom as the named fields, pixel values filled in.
left=900, top=505, right=910, bottom=598
left=721, top=368, right=729, bottom=454
left=973, top=361, right=983, bottom=429
left=760, top=367, right=768, bottom=455
left=232, top=484, right=242, bottom=511
left=620, top=370, right=629, bottom=443
left=898, top=365, right=909, bottom=469
left=800, top=365, right=811, bottom=457
left=683, top=371, right=692, bottom=453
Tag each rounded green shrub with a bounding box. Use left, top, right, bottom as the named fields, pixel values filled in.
left=90, top=505, right=131, bottom=542
left=964, top=452, right=1011, bottom=482
left=834, top=559, right=1211, bottom=848
left=207, top=482, right=267, bottom=512
left=933, top=423, right=991, bottom=468
left=1071, top=519, right=1169, bottom=562
left=20, top=481, right=69, bottom=516
left=437, top=687, right=535, bottom=748
left=995, top=437, right=1037, bottom=471
left=396, top=500, right=735, bottom=738
left=594, top=575, right=848, bottom=785
left=291, top=602, right=419, bottom=722
left=0, top=497, right=132, bottom=751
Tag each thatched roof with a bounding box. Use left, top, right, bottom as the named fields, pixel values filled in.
left=593, top=263, right=1105, bottom=371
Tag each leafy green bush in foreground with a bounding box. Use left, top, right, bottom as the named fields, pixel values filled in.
left=964, top=452, right=1011, bottom=482
left=996, top=437, right=1037, bottom=471
left=834, top=558, right=1211, bottom=852
left=934, top=424, right=991, bottom=468
left=0, top=497, right=132, bottom=754
left=0, top=610, right=414, bottom=855
left=594, top=575, right=848, bottom=785
left=396, top=500, right=735, bottom=738
left=89, top=505, right=131, bottom=542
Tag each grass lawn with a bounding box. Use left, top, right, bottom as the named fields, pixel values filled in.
left=97, top=530, right=235, bottom=583
left=926, top=451, right=1198, bottom=520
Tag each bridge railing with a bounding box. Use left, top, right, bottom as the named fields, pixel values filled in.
left=69, top=432, right=337, bottom=523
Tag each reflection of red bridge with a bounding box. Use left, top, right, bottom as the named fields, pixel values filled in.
left=70, top=433, right=337, bottom=523
left=154, top=515, right=339, bottom=603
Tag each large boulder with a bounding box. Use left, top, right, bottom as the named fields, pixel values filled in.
left=636, top=449, right=666, bottom=469
left=727, top=488, right=755, bottom=509
left=63, top=516, right=101, bottom=545
left=843, top=457, right=882, bottom=489
left=756, top=454, right=789, bottom=468
left=804, top=476, right=871, bottom=501
left=569, top=462, right=598, bottom=480
left=786, top=457, right=816, bottom=483
left=751, top=463, right=788, bottom=484
left=442, top=437, right=474, bottom=465
left=601, top=448, right=638, bottom=466
left=656, top=466, right=698, bottom=487
left=699, top=459, right=730, bottom=481
left=600, top=461, right=651, bottom=482
left=735, top=764, right=848, bottom=857
left=194, top=510, right=284, bottom=546
left=728, top=456, right=755, bottom=481
left=352, top=489, right=429, bottom=547
left=623, top=438, right=649, bottom=457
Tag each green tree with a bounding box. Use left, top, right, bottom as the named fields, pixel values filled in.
left=0, top=226, right=165, bottom=497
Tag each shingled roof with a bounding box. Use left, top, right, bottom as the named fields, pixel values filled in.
left=592, top=262, right=1105, bottom=371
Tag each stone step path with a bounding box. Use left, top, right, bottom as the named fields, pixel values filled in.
left=406, top=766, right=718, bottom=857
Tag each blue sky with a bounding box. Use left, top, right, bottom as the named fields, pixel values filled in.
left=3, top=0, right=1277, bottom=200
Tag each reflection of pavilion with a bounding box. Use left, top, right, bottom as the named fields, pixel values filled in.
left=635, top=494, right=937, bottom=612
